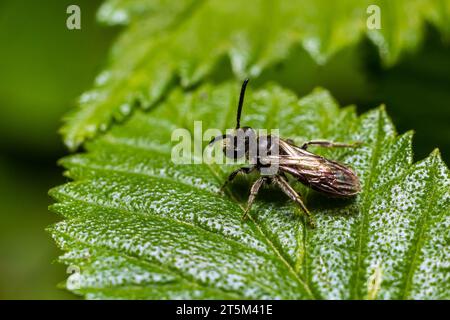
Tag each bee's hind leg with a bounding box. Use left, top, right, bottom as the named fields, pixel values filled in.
left=242, top=176, right=269, bottom=220
left=301, top=140, right=362, bottom=150
left=272, top=175, right=316, bottom=228
left=220, top=166, right=255, bottom=193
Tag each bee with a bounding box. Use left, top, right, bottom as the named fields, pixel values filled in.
left=209, top=79, right=361, bottom=227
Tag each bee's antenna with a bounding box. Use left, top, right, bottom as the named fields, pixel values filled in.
left=208, top=134, right=231, bottom=146
left=236, top=78, right=249, bottom=129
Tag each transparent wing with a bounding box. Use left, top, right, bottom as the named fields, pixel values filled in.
left=266, top=139, right=361, bottom=197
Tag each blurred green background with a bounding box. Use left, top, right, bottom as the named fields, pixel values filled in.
left=0, top=0, right=448, bottom=299
left=0, top=0, right=118, bottom=299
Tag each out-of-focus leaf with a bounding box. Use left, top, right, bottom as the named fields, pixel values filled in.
left=60, top=0, right=450, bottom=149
left=0, top=0, right=116, bottom=153
left=365, top=25, right=450, bottom=162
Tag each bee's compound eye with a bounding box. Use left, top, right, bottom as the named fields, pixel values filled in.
left=223, top=144, right=235, bottom=159
left=257, top=136, right=271, bottom=154
left=223, top=135, right=246, bottom=159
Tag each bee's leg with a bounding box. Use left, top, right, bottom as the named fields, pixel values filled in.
left=301, top=140, right=362, bottom=150
left=242, top=177, right=268, bottom=220
left=272, top=175, right=316, bottom=228
left=220, top=166, right=255, bottom=193
left=279, top=171, right=289, bottom=182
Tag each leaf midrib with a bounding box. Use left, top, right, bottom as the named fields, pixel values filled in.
left=352, top=109, right=385, bottom=299
left=196, top=112, right=317, bottom=299
left=58, top=133, right=319, bottom=299
left=166, top=90, right=317, bottom=299
left=401, top=156, right=438, bottom=299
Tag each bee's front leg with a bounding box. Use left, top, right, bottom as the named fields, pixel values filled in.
left=272, top=175, right=316, bottom=228
left=279, top=171, right=289, bottom=181
left=220, top=166, right=255, bottom=194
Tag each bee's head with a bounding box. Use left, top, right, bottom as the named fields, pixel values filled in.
left=209, top=79, right=255, bottom=160
left=209, top=126, right=256, bottom=159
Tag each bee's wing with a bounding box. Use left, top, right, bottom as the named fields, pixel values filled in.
left=268, top=139, right=361, bottom=197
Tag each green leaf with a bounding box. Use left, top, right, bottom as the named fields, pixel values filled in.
left=60, top=0, right=450, bottom=149
left=50, top=83, right=450, bottom=299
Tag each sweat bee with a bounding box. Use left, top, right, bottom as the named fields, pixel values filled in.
left=209, top=79, right=361, bottom=227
